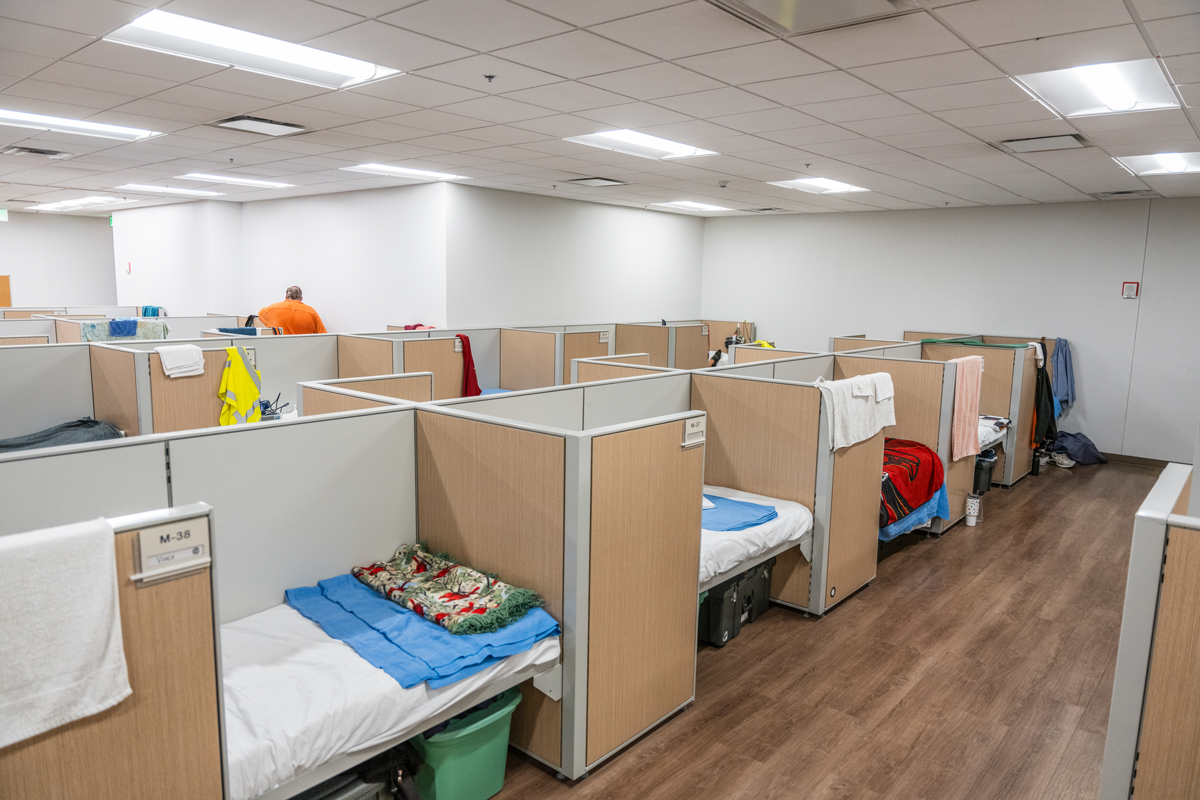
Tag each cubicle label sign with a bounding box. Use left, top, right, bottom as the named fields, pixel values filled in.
left=701, top=324, right=709, bottom=336
left=683, top=416, right=706, bottom=448
left=137, top=516, right=210, bottom=577
left=453, top=337, right=462, bottom=352
left=598, top=331, right=610, bottom=343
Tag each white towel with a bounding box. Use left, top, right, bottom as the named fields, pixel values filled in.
left=849, top=373, right=894, bottom=402
left=0, top=519, right=131, bottom=749
left=1027, top=342, right=1044, bottom=368
left=814, top=374, right=896, bottom=450
left=156, top=344, right=204, bottom=377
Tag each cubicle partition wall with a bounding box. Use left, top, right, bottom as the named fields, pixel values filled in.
left=703, top=319, right=756, bottom=351
left=571, top=354, right=665, bottom=384
left=730, top=344, right=816, bottom=364
left=903, top=330, right=1058, bottom=363
left=0, top=318, right=58, bottom=343
left=2, top=306, right=143, bottom=319
left=297, top=373, right=433, bottom=416
left=613, top=322, right=710, bottom=370
left=50, top=315, right=238, bottom=343
left=0, top=342, right=99, bottom=440
left=830, top=335, right=913, bottom=352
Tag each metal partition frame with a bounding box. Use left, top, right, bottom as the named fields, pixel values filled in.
left=1100, top=463, right=1195, bottom=799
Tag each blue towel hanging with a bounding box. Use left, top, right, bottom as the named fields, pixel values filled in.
left=108, top=317, right=138, bottom=337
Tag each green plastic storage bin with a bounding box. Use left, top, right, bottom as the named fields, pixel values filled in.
left=412, top=687, right=522, bottom=800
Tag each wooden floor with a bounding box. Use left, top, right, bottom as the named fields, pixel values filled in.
left=499, top=461, right=1160, bottom=800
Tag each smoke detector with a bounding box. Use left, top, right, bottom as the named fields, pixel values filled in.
left=1, top=146, right=74, bottom=159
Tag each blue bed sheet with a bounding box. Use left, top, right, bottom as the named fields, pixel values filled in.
left=286, top=574, right=559, bottom=689
left=879, top=485, right=950, bottom=541
left=702, top=494, right=778, bottom=532
left=480, top=388, right=511, bottom=395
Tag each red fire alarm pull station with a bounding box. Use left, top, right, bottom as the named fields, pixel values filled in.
left=1122, top=282, right=1140, bottom=299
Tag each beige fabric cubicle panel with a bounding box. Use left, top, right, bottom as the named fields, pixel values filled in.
left=0, top=533, right=223, bottom=800
left=576, top=361, right=661, bottom=384
left=673, top=324, right=710, bottom=370
left=825, top=431, right=885, bottom=609
left=733, top=347, right=813, bottom=364
left=0, top=336, right=49, bottom=346
left=983, top=335, right=1056, bottom=363
left=586, top=420, right=703, bottom=765
left=4, top=309, right=56, bottom=319
left=690, top=374, right=820, bottom=608
left=833, top=356, right=943, bottom=448
left=1129, top=525, right=1200, bottom=799
left=415, top=411, right=564, bottom=767
left=614, top=324, right=668, bottom=367
left=323, top=376, right=433, bottom=403
left=1011, top=347, right=1038, bottom=479
left=337, top=336, right=392, bottom=379
left=562, top=331, right=608, bottom=380
left=500, top=329, right=555, bottom=391
left=91, top=346, right=140, bottom=436
left=833, top=338, right=903, bottom=352
left=405, top=339, right=464, bottom=401
left=302, top=387, right=394, bottom=416
left=599, top=353, right=649, bottom=365
left=904, top=331, right=967, bottom=342
left=149, top=351, right=228, bottom=433
left=54, top=319, right=81, bottom=343
left=0, top=276, right=9, bottom=306
left=921, top=343, right=1015, bottom=417
left=704, top=320, right=754, bottom=350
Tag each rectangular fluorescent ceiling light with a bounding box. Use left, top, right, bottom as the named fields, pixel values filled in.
left=105, top=10, right=401, bottom=89
left=653, top=201, right=731, bottom=211
left=27, top=196, right=125, bottom=211
left=178, top=173, right=293, bottom=188
left=770, top=177, right=868, bottom=194
left=211, top=115, right=307, bottom=136
left=340, top=164, right=469, bottom=180
left=1114, top=152, right=1200, bottom=176
left=1002, top=135, right=1084, bottom=153
left=564, top=130, right=716, bottom=160
left=117, top=184, right=224, bottom=196
left=1015, top=59, right=1179, bottom=117
left=0, top=108, right=159, bottom=142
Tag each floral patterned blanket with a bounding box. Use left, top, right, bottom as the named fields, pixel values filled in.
left=352, top=542, right=543, bottom=635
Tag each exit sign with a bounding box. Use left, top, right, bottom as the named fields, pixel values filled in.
left=0, top=209, right=8, bottom=222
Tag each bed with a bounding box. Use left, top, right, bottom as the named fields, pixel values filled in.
left=880, top=438, right=948, bottom=541
left=0, top=418, right=122, bottom=453
left=699, top=485, right=813, bottom=591
left=979, top=415, right=1010, bottom=450
left=222, top=602, right=561, bottom=800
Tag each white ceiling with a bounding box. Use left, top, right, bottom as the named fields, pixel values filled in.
left=0, top=0, right=1197, bottom=216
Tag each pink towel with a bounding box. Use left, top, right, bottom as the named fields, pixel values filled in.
left=949, top=356, right=984, bottom=461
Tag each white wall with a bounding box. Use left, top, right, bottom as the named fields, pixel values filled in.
left=702, top=200, right=1173, bottom=458
left=445, top=184, right=703, bottom=327
left=242, top=183, right=447, bottom=332
left=113, top=200, right=244, bottom=317
left=0, top=211, right=115, bottom=305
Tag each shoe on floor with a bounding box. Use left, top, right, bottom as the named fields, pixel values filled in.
left=1052, top=452, right=1077, bottom=468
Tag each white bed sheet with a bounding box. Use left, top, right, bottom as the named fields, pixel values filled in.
left=979, top=423, right=1008, bottom=450
left=222, top=604, right=560, bottom=800
left=700, top=485, right=814, bottom=585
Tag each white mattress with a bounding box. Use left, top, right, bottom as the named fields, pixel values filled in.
left=979, top=423, right=1008, bottom=450
left=700, top=485, right=814, bottom=586
left=222, top=604, right=560, bottom=800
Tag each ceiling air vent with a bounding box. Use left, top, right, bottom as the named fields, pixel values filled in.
left=1, top=146, right=74, bottom=159
left=996, top=135, right=1087, bottom=153
left=1090, top=190, right=1160, bottom=200
left=743, top=207, right=787, bottom=212
left=209, top=115, right=307, bottom=137
left=708, top=0, right=920, bottom=36
left=566, top=177, right=626, bottom=187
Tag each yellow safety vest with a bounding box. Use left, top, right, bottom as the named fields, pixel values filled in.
left=751, top=340, right=775, bottom=349
left=218, top=346, right=262, bottom=426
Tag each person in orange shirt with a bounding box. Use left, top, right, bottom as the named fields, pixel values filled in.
left=257, top=286, right=327, bottom=335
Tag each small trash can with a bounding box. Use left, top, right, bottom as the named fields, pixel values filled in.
left=974, top=450, right=999, bottom=494
left=412, top=687, right=522, bottom=800
left=699, top=578, right=741, bottom=646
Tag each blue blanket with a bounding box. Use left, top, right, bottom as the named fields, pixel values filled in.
left=702, top=495, right=778, bottom=532
left=480, top=388, right=511, bottom=395
left=286, top=574, right=559, bottom=689
left=109, top=317, right=138, bottom=337
left=879, top=485, right=949, bottom=541
left=217, top=327, right=258, bottom=335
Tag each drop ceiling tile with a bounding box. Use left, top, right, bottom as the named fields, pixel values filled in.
left=1070, top=108, right=1189, bottom=132
left=638, top=118, right=740, bottom=141
left=382, top=108, right=490, bottom=132
left=1177, top=82, right=1200, bottom=106
left=343, top=140, right=446, bottom=158
left=1015, top=147, right=1114, bottom=167
left=158, top=0, right=367, bottom=41
left=188, top=70, right=328, bottom=104
left=501, top=81, right=631, bottom=113
left=1086, top=124, right=1200, bottom=147
left=4, top=78, right=137, bottom=111
left=351, top=75, right=484, bottom=107
left=746, top=71, right=882, bottom=106
left=513, top=0, right=687, bottom=28
left=380, top=0, right=570, bottom=52
left=65, top=40, right=228, bottom=83
left=1, top=0, right=145, bottom=37
left=849, top=50, right=1004, bottom=91
left=1140, top=173, right=1200, bottom=197
left=876, top=129, right=980, bottom=148
left=1164, top=53, right=1200, bottom=83
left=841, top=114, right=955, bottom=137
left=318, top=0, right=424, bottom=17
left=1041, top=168, right=1146, bottom=193
left=1145, top=14, right=1200, bottom=56
left=0, top=19, right=94, bottom=60
left=690, top=134, right=782, bottom=153
left=795, top=94, right=918, bottom=123
left=331, top=119, right=433, bottom=140
left=253, top=103, right=366, bottom=129
left=675, top=41, right=832, bottom=84
left=581, top=63, right=722, bottom=101
left=394, top=132, right=486, bottom=151
left=907, top=142, right=999, bottom=158
left=0, top=51, right=60, bottom=84
left=962, top=119, right=1076, bottom=141
left=934, top=154, right=1039, bottom=174
left=508, top=113, right=613, bottom=137
left=294, top=90, right=419, bottom=119
left=101, top=97, right=223, bottom=124
left=935, top=0, right=1133, bottom=47
left=981, top=25, right=1152, bottom=74
left=436, top=95, right=557, bottom=124
left=837, top=149, right=924, bottom=165
left=590, top=1, right=772, bottom=60
left=148, top=84, right=271, bottom=116
left=758, top=124, right=861, bottom=147
left=575, top=101, right=691, bottom=128
left=708, top=107, right=825, bottom=134
left=461, top=144, right=544, bottom=160
left=934, top=100, right=1059, bottom=127
left=281, top=130, right=388, bottom=149
left=306, top=21, right=472, bottom=73
left=493, top=31, right=657, bottom=79
left=792, top=12, right=968, bottom=68
left=896, top=78, right=1031, bottom=112
left=1131, top=0, right=1200, bottom=20
left=654, top=86, right=778, bottom=117
left=414, top=54, right=562, bottom=95
left=455, top=125, right=550, bottom=145
left=801, top=137, right=898, bottom=157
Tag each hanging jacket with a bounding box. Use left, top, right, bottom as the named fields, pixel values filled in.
left=457, top=335, right=481, bottom=397
left=219, top=346, right=262, bottom=426
left=1050, top=338, right=1075, bottom=406
left=1032, top=354, right=1057, bottom=447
